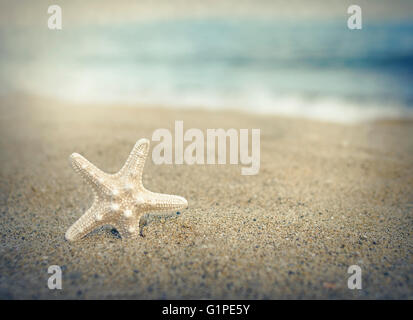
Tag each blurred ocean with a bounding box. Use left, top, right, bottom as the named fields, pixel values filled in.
left=1, top=18, right=413, bottom=122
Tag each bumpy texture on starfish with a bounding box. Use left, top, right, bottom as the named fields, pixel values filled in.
left=65, top=139, right=188, bottom=242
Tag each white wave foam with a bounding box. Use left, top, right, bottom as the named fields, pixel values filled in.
left=8, top=65, right=413, bottom=124
left=55, top=86, right=413, bottom=124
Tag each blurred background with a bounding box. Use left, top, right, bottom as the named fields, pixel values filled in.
left=0, top=0, right=412, bottom=123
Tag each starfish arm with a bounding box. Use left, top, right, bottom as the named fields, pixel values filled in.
left=146, top=191, right=188, bottom=213
left=70, top=153, right=112, bottom=196
left=117, top=139, right=149, bottom=183
left=65, top=204, right=107, bottom=242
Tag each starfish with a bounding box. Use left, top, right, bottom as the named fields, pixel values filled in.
left=65, top=138, right=188, bottom=242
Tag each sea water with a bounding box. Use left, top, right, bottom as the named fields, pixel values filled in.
left=1, top=18, right=412, bottom=123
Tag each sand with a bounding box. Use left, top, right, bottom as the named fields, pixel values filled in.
left=0, top=94, right=412, bottom=299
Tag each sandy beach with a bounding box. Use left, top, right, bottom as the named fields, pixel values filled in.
left=0, top=94, right=412, bottom=299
